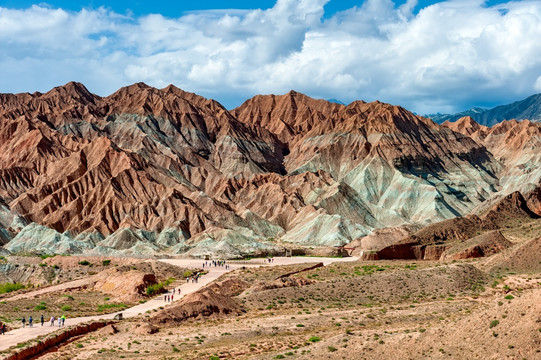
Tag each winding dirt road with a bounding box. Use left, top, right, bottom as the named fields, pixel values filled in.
left=0, top=256, right=357, bottom=353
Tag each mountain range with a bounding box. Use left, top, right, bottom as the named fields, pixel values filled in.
left=1, top=82, right=541, bottom=258
left=428, top=93, right=541, bottom=126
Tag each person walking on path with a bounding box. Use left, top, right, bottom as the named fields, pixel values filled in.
left=50, top=316, right=55, bottom=326
left=21, top=317, right=26, bottom=328
left=41, top=315, right=44, bottom=326
left=57, top=316, right=61, bottom=327
left=28, top=316, right=33, bottom=327
left=1, top=323, right=5, bottom=335
left=61, top=315, right=65, bottom=326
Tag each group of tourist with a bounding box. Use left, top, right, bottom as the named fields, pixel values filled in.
left=164, top=288, right=180, bottom=302
left=20, top=314, right=66, bottom=328
left=203, top=260, right=229, bottom=269
left=187, top=272, right=202, bottom=283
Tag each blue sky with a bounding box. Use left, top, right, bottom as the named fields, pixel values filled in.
left=0, top=0, right=539, bottom=114
left=1, top=1, right=510, bottom=16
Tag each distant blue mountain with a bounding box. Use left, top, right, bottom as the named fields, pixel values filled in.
left=327, top=98, right=345, bottom=105
left=427, top=94, right=541, bottom=126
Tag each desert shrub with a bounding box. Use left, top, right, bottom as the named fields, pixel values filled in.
left=308, top=336, right=321, bottom=343
left=328, top=346, right=337, bottom=352
left=489, top=320, right=499, bottom=328
left=0, top=283, right=25, bottom=294
left=78, top=260, right=90, bottom=266
left=146, top=283, right=164, bottom=296
left=183, top=270, right=193, bottom=278
left=102, top=260, right=111, bottom=266
left=35, top=303, right=47, bottom=311
left=61, top=305, right=72, bottom=311
left=97, top=303, right=127, bottom=312
left=504, top=295, right=514, bottom=300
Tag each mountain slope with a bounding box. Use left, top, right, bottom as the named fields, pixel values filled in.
left=0, top=83, right=531, bottom=257
left=429, top=93, right=541, bottom=126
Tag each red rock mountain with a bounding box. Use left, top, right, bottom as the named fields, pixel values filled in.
left=0, top=83, right=532, bottom=257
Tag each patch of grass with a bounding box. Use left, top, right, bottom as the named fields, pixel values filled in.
left=102, top=260, right=111, bottom=266
left=504, top=295, right=514, bottom=300
left=489, top=320, right=500, bottom=328
left=97, top=303, right=127, bottom=312
left=145, top=278, right=176, bottom=296
left=61, top=305, right=72, bottom=311
left=328, top=346, right=337, bottom=352
left=0, top=283, right=25, bottom=294
left=78, top=260, right=91, bottom=266
left=308, top=336, right=321, bottom=343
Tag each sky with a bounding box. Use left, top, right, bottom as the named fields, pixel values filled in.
left=0, top=0, right=539, bottom=114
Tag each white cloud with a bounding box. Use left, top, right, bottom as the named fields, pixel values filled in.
left=1, top=0, right=541, bottom=114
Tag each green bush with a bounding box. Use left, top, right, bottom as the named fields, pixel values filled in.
left=97, top=303, right=127, bottom=312
left=145, top=278, right=176, bottom=296
left=78, top=260, right=90, bottom=266
left=35, top=304, right=47, bottom=311
left=328, top=346, right=337, bottom=352
left=504, top=295, right=514, bottom=300
left=489, top=320, right=499, bottom=328
left=145, top=283, right=165, bottom=296
left=308, top=336, right=321, bottom=343
left=0, top=283, right=25, bottom=294
left=102, top=260, right=111, bottom=266
left=61, top=305, right=72, bottom=311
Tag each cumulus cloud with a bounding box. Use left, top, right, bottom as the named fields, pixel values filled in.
left=1, top=0, right=541, bottom=114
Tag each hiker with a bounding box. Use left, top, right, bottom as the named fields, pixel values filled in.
left=171, top=294, right=174, bottom=301
left=21, top=316, right=26, bottom=328
left=186, top=277, right=189, bottom=283
left=1, top=323, right=5, bottom=335
left=41, top=314, right=44, bottom=326
left=29, top=316, right=33, bottom=327
left=61, top=315, right=65, bottom=326
left=58, top=316, right=61, bottom=327
left=50, top=316, right=55, bottom=326
left=164, top=295, right=167, bottom=302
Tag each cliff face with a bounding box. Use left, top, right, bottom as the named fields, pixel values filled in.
left=0, top=83, right=528, bottom=256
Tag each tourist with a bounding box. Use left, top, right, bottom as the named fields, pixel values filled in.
left=186, top=277, right=189, bottom=283
left=1, top=323, right=5, bottom=335
left=171, top=294, right=174, bottom=301
left=29, top=316, right=33, bottom=327
left=58, top=316, right=61, bottom=327
left=50, top=315, right=55, bottom=326
left=61, top=315, right=66, bottom=326
left=21, top=316, right=26, bottom=328
left=41, top=314, right=44, bottom=326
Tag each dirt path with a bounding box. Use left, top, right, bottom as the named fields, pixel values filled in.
left=3, top=277, right=94, bottom=302
left=0, top=256, right=356, bottom=353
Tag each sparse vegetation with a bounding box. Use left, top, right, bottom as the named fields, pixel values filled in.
left=0, top=282, right=25, bottom=294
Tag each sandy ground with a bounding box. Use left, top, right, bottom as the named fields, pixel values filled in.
left=0, top=256, right=355, bottom=352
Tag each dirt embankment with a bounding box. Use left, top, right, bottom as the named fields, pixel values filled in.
left=3, top=320, right=113, bottom=360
